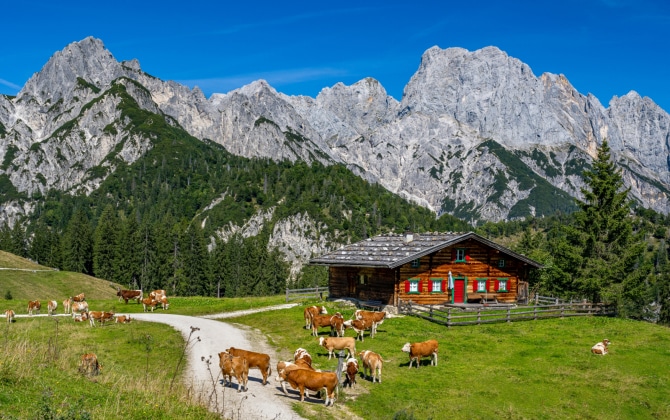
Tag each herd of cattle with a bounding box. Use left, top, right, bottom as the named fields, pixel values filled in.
left=215, top=305, right=440, bottom=407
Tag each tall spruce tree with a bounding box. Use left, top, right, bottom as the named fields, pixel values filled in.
left=93, top=204, right=119, bottom=281
left=61, top=208, right=93, bottom=274
left=573, top=140, right=645, bottom=314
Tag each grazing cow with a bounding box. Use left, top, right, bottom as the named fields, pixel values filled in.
left=275, top=360, right=316, bottom=396
left=402, top=339, right=438, bottom=368
left=343, top=318, right=374, bottom=341
left=71, top=293, right=85, bottom=302
left=115, top=315, right=132, bottom=324
left=159, top=296, right=169, bottom=310
left=28, top=300, right=41, bottom=315
left=358, top=350, right=384, bottom=383
left=354, top=310, right=387, bottom=337
left=71, top=301, right=89, bottom=319
left=79, top=353, right=101, bottom=376
left=344, top=358, right=358, bottom=387
left=277, top=368, right=338, bottom=406
left=293, top=348, right=313, bottom=366
left=63, top=298, right=72, bottom=314
left=303, top=305, right=327, bottom=329
left=117, top=288, right=143, bottom=304
left=149, top=289, right=166, bottom=301
left=73, top=312, right=89, bottom=322
left=226, top=347, right=272, bottom=385
left=88, top=311, right=115, bottom=327
left=218, top=351, right=248, bottom=392
left=311, top=312, right=344, bottom=337
left=142, top=298, right=158, bottom=312
left=591, top=339, right=610, bottom=355
left=5, top=309, right=15, bottom=323
left=47, top=300, right=58, bottom=316
left=319, top=336, right=356, bottom=360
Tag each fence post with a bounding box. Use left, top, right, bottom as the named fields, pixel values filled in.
left=560, top=304, right=564, bottom=318
left=285, top=288, right=289, bottom=303
left=429, top=305, right=434, bottom=320
left=506, top=308, right=511, bottom=323
left=534, top=292, right=539, bottom=305
left=477, top=308, right=481, bottom=325
left=534, top=305, right=537, bottom=320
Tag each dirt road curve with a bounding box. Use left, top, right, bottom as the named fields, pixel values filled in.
left=131, top=304, right=305, bottom=420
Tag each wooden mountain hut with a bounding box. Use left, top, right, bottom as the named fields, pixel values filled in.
left=310, top=231, right=543, bottom=307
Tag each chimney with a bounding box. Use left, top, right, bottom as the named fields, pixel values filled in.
left=404, top=232, right=414, bottom=243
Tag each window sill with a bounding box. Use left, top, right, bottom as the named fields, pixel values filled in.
left=406, top=292, right=420, bottom=295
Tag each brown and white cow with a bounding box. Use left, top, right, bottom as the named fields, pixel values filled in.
left=591, top=339, right=610, bottom=355
left=117, top=288, right=143, bottom=304
left=343, top=318, right=374, bottom=341
left=343, top=358, right=358, bottom=387
left=226, top=347, right=272, bottom=385
left=115, top=315, right=132, bottom=324
left=47, top=300, right=58, bottom=316
left=358, top=350, right=384, bottom=383
left=71, top=293, right=86, bottom=302
left=311, top=312, right=344, bottom=337
left=28, top=300, right=41, bottom=315
left=275, top=360, right=316, bottom=396
left=293, top=347, right=313, bottom=366
left=354, top=310, right=387, bottom=337
left=5, top=309, right=15, bottom=323
left=141, top=297, right=158, bottom=312
left=158, top=296, right=169, bottom=310
left=277, top=368, right=338, bottom=406
left=73, top=312, right=89, bottom=322
left=303, top=305, right=327, bottom=329
left=218, top=351, right=248, bottom=392
left=319, top=336, right=356, bottom=360
left=88, top=311, right=115, bottom=327
left=149, top=289, right=166, bottom=301
left=402, top=339, right=438, bottom=368
left=71, top=301, right=89, bottom=319
left=63, top=298, right=72, bottom=314
left=79, top=353, right=101, bottom=376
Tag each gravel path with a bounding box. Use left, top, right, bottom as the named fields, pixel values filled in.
left=131, top=304, right=306, bottom=420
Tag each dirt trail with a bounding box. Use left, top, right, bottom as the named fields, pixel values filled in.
left=130, top=304, right=305, bottom=420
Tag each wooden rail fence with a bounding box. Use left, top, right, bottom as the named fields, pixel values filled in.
left=285, top=286, right=329, bottom=302
left=399, top=300, right=615, bottom=327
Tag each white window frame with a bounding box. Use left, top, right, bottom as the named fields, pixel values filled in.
left=431, top=278, right=443, bottom=293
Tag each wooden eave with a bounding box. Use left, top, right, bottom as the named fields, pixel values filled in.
left=309, top=231, right=543, bottom=269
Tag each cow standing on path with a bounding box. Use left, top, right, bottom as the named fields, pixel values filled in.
left=218, top=351, right=248, bottom=392
left=226, top=347, right=272, bottom=385
left=28, top=300, right=41, bottom=315
left=5, top=309, right=15, bottom=323
left=47, top=300, right=58, bottom=316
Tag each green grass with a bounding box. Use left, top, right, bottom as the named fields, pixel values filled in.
left=0, top=317, right=218, bottom=419
left=225, top=302, right=670, bottom=420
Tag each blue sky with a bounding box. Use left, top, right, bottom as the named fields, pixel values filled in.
left=2, top=0, right=669, bottom=111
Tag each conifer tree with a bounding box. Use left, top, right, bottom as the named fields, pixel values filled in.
left=61, top=208, right=93, bottom=274
left=572, top=139, right=645, bottom=313
left=93, top=204, right=118, bottom=280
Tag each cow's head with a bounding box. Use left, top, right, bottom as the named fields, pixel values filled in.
left=320, top=306, right=328, bottom=314
left=318, top=337, right=326, bottom=346
left=602, top=339, right=610, bottom=346
left=401, top=343, right=411, bottom=353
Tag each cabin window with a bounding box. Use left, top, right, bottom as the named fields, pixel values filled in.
left=498, top=259, right=505, bottom=268
left=359, top=274, right=368, bottom=285
left=430, top=278, right=444, bottom=293
left=497, top=278, right=509, bottom=292
left=456, top=248, right=466, bottom=262
left=407, top=278, right=420, bottom=294
left=411, top=259, right=421, bottom=268
left=475, top=278, right=487, bottom=292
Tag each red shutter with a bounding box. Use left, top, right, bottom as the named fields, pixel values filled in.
left=485, top=279, right=490, bottom=292
left=451, top=249, right=456, bottom=261
left=428, top=280, right=433, bottom=292
left=405, top=280, right=410, bottom=293
left=465, top=249, right=470, bottom=262
left=494, top=278, right=499, bottom=292
left=442, top=279, right=448, bottom=293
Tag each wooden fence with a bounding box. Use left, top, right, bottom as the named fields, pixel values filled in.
left=399, top=300, right=615, bottom=327
left=285, top=286, right=329, bottom=302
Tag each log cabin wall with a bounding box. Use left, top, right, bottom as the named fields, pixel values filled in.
left=397, top=239, right=525, bottom=304
left=328, top=266, right=396, bottom=305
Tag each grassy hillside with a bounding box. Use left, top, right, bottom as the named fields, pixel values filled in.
left=228, top=302, right=670, bottom=420
left=0, top=250, right=120, bottom=301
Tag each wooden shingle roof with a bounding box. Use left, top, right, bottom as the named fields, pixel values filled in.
left=309, top=231, right=543, bottom=269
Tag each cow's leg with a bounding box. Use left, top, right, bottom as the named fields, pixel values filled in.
left=433, top=353, right=438, bottom=366
left=299, top=385, right=305, bottom=402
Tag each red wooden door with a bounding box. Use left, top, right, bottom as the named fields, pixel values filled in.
left=453, top=279, right=465, bottom=303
